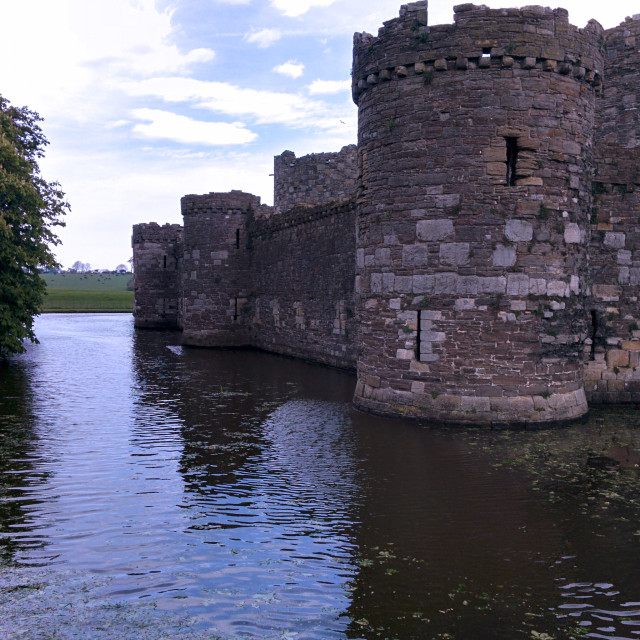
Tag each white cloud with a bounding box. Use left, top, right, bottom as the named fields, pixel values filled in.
left=124, top=77, right=355, bottom=133
left=273, top=60, right=305, bottom=79
left=132, top=109, right=257, bottom=145
left=244, top=28, right=282, bottom=48
left=270, top=0, right=337, bottom=17
left=307, top=79, right=351, bottom=95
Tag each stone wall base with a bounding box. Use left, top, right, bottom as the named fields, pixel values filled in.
left=181, top=329, right=251, bottom=348
left=353, top=385, right=589, bottom=427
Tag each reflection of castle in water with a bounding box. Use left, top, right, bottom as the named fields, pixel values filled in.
left=134, top=2, right=640, bottom=427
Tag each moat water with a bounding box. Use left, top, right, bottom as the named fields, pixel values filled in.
left=2, top=314, right=640, bottom=639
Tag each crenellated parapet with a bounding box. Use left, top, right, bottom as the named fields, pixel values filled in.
left=352, top=3, right=603, bottom=105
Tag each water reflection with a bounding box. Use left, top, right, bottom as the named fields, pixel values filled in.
left=0, top=315, right=639, bottom=639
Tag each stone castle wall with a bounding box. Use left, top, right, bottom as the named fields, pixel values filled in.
left=586, top=16, right=640, bottom=402
left=273, top=145, right=357, bottom=214
left=132, top=3, right=640, bottom=426
left=251, top=200, right=357, bottom=368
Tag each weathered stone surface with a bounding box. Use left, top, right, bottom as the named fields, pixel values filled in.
left=416, top=219, right=453, bottom=241
left=505, top=220, right=533, bottom=242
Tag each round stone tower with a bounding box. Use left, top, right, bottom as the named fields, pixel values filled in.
left=351, top=2, right=604, bottom=425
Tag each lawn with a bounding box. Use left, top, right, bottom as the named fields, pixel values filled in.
left=41, top=273, right=134, bottom=312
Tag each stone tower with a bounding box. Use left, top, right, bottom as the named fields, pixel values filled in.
left=351, top=2, right=604, bottom=424
left=132, top=223, right=183, bottom=329
left=179, top=191, right=258, bottom=347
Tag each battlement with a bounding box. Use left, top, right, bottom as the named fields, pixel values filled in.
left=132, top=223, right=183, bottom=245
left=353, top=2, right=603, bottom=104
left=273, top=145, right=357, bottom=214
left=181, top=190, right=264, bottom=217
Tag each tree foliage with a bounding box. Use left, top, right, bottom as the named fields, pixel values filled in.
left=0, top=94, right=68, bottom=357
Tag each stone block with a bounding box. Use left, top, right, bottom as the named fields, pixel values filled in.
left=622, top=341, right=640, bottom=351
left=460, top=396, right=491, bottom=412
left=507, top=275, right=530, bottom=296
left=547, top=280, right=567, bottom=297
left=477, top=276, right=506, bottom=294
left=396, top=349, right=415, bottom=360
left=416, top=219, right=454, bottom=241
left=604, top=232, right=626, bottom=249
left=505, top=219, right=533, bottom=242
left=606, top=349, right=630, bottom=368
left=483, top=147, right=507, bottom=162
left=435, top=272, right=458, bottom=294
left=402, top=244, right=428, bottom=266
left=618, top=250, right=632, bottom=265
left=422, top=331, right=446, bottom=342
left=457, top=276, right=478, bottom=295
left=413, top=275, right=434, bottom=293
left=455, top=298, right=476, bottom=310
left=382, top=273, right=395, bottom=293
left=395, top=276, right=413, bottom=293
left=375, top=247, right=391, bottom=265
left=411, top=381, right=426, bottom=394
left=529, top=278, right=546, bottom=295
left=440, top=243, right=470, bottom=266
left=564, top=223, right=582, bottom=244
left=493, top=244, right=516, bottom=267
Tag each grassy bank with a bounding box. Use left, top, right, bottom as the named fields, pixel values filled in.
left=41, top=273, right=134, bottom=313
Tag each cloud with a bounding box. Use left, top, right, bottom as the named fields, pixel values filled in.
left=124, top=77, right=355, bottom=133
left=273, top=60, right=305, bottom=79
left=244, top=28, right=282, bottom=48
left=307, top=79, right=351, bottom=95
left=131, top=109, right=257, bottom=145
left=270, top=0, right=337, bottom=17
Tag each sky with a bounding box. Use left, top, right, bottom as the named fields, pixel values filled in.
left=1, top=0, right=638, bottom=270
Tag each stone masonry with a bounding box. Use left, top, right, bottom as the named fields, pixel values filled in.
left=133, top=2, right=640, bottom=427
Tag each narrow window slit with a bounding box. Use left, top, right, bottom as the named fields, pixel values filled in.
left=163, top=255, right=167, bottom=268
left=590, top=310, right=598, bottom=361
left=236, top=229, right=240, bottom=249
left=234, top=297, right=238, bottom=322
left=505, top=137, right=519, bottom=186
left=481, top=48, right=491, bottom=60
left=416, top=310, right=422, bottom=361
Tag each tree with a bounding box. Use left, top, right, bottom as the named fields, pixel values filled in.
left=70, top=260, right=90, bottom=273
left=115, top=264, right=128, bottom=273
left=0, top=94, right=68, bottom=357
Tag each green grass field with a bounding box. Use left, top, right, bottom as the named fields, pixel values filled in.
left=41, top=273, right=134, bottom=312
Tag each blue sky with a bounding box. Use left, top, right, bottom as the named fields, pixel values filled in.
left=1, top=0, right=637, bottom=270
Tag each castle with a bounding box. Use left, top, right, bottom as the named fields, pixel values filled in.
left=133, top=2, right=640, bottom=426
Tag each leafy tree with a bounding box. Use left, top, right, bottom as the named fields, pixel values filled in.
left=0, top=94, right=68, bottom=357
left=70, top=260, right=90, bottom=273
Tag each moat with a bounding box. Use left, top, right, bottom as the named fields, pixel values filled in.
left=2, top=314, right=640, bottom=639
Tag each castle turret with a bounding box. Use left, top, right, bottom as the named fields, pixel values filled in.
left=351, top=3, right=604, bottom=425
left=132, top=223, right=183, bottom=329
left=180, top=190, right=258, bottom=347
